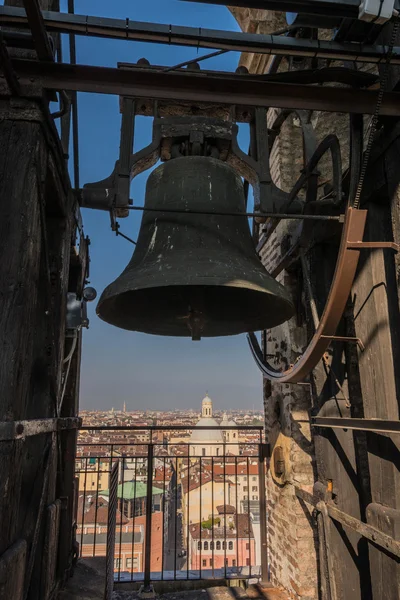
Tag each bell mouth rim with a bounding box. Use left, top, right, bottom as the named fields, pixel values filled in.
left=96, top=282, right=295, bottom=337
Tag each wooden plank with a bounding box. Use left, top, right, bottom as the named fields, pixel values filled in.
left=0, top=539, right=27, bottom=600
left=351, top=201, right=400, bottom=597
left=0, top=117, right=45, bottom=557
left=41, top=500, right=61, bottom=600
left=366, top=502, right=400, bottom=600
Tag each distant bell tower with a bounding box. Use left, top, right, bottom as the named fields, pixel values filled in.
left=202, top=393, right=213, bottom=417
left=123, top=401, right=126, bottom=412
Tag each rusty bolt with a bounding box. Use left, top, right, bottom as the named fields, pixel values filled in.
left=16, top=423, right=24, bottom=436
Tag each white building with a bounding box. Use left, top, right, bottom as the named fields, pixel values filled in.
left=190, top=394, right=224, bottom=457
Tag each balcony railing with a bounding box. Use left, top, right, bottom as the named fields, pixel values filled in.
left=75, top=425, right=268, bottom=587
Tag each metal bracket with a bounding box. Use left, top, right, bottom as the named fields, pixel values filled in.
left=320, top=334, right=365, bottom=351
left=229, top=106, right=303, bottom=215
left=347, top=241, right=400, bottom=252
left=295, top=486, right=400, bottom=559
left=311, top=416, right=400, bottom=434
left=0, top=417, right=81, bottom=441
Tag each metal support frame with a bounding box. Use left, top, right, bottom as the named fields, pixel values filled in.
left=143, top=443, right=154, bottom=590
left=21, top=0, right=53, bottom=61
left=105, top=460, right=119, bottom=600
left=295, top=487, right=400, bottom=559
left=0, top=417, right=81, bottom=441
left=179, top=0, right=361, bottom=19
left=0, top=34, right=20, bottom=95
left=311, top=416, right=400, bottom=434
left=248, top=207, right=368, bottom=382
left=3, top=6, right=398, bottom=64
left=4, top=59, right=400, bottom=116
left=258, top=443, right=269, bottom=584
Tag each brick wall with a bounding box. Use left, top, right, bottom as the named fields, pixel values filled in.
left=229, top=9, right=342, bottom=599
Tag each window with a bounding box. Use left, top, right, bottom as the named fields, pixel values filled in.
left=246, top=543, right=250, bottom=550
left=252, top=486, right=258, bottom=492
left=114, top=558, right=121, bottom=569
left=204, top=541, right=208, bottom=550
left=126, top=557, right=132, bottom=568
left=243, top=495, right=248, bottom=500
left=216, top=448, right=219, bottom=456
left=209, top=559, right=213, bottom=566
left=222, top=541, right=226, bottom=550
left=198, top=542, right=201, bottom=550
left=210, top=542, right=214, bottom=550
left=202, top=559, right=207, bottom=567
left=243, top=486, right=248, bottom=492
left=225, top=558, right=229, bottom=566
left=202, top=448, right=206, bottom=457
left=233, top=433, right=236, bottom=439
left=232, top=560, right=236, bottom=567
left=246, top=558, right=250, bottom=566
left=252, top=495, right=258, bottom=500
left=252, top=476, right=257, bottom=481
left=228, top=541, right=233, bottom=550
left=216, top=541, right=221, bottom=550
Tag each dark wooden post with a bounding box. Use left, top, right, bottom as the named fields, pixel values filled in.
left=0, top=97, right=78, bottom=600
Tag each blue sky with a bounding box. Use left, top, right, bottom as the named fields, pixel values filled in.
left=61, top=0, right=263, bottom=411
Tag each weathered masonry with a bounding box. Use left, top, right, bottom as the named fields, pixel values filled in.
left=1, top=0, right=400, bottom=599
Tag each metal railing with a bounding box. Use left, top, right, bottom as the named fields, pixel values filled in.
left=75, top=425, right=267, bottom=586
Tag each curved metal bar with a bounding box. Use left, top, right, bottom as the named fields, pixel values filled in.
left=247, top=207, right=367, bottom=382
left=287, top=134, right=342, bottom=208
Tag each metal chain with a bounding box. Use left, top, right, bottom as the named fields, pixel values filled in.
left=353, top=21, right=400, bottom=209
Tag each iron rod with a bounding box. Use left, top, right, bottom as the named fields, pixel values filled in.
left=127, top=205, right=342, bottom=220
left=312, top=416, right=400, bottom=434
left=118, top=457, right=125, bottom=582
left=161, top=456, right=166, bottom=581
left=223, top=442, right=227, bottom=579
left=144, top=443, right=154, bottom=588
left=174, top=457, right=178, bottom=580
left=258, top=444, right=269, bottom=583
left=79, top=425, right=262, bottom=431
left=68, top=0, right=80, bottom=190
left=131, top=457, right=138, bottom=581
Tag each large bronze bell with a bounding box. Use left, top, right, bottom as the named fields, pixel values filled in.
left=97, top=156, right=294, bottom=339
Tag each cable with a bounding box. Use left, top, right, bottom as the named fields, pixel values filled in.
left=63, top=333, right=77, bottom=364
left=353, top=21, right=399, bottom=209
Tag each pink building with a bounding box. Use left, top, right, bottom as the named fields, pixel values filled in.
left=188, top=505, right=256, bottom=572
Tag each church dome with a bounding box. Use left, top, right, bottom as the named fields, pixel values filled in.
left=190, top=393, right=224, bottom=443
left=190, top=418, right=224, bottom=442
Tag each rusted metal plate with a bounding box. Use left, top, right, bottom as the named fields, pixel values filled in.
left=0, top=539, right=27, bottom=600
